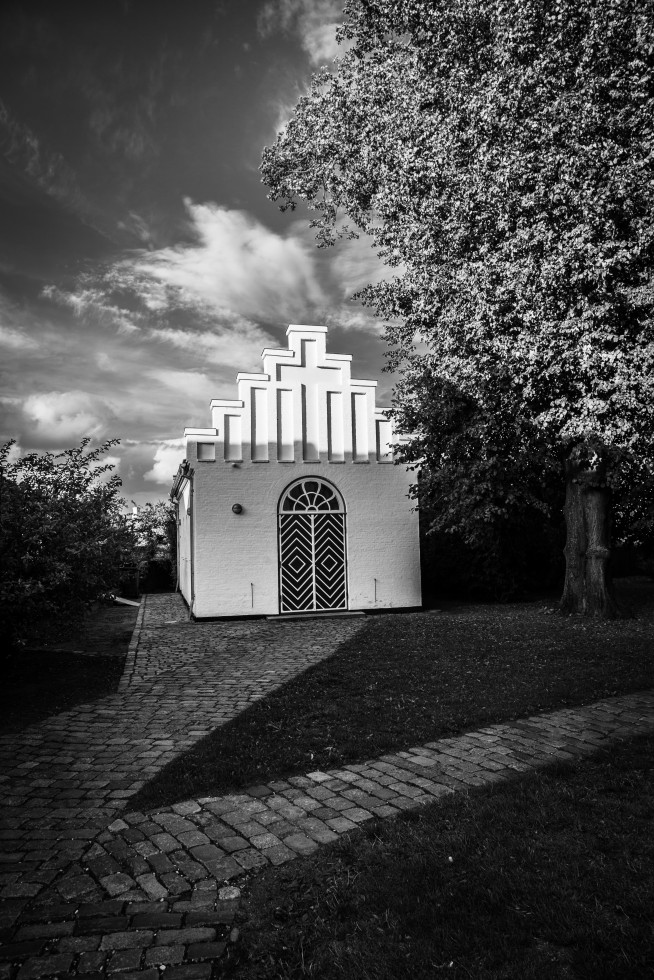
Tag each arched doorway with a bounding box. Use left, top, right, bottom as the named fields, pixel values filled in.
left=278, top=478, right=347, bottom=613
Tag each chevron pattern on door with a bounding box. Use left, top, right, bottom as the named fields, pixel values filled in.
left=279, top=514, right=315, bottom=611
left=278, top=479, right=347, bottom=613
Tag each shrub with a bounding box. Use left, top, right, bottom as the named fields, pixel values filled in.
left=0, top=439, right=131, bottom=645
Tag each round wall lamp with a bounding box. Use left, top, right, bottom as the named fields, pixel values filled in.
left=232, top=503, right=243, bottom=514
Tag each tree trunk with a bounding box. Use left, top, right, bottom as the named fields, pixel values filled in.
left=560, top=444, right=622, bottom=617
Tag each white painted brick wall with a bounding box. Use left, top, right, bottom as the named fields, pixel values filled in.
left=184, top=452, right=420, bottom=618
left=177, top=481, right=192, bottom=605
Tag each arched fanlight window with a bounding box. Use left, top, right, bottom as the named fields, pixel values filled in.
left=279, top=478, right=345, bottom=513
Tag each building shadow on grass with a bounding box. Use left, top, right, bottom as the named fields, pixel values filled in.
left=127, top=585, right=654, bottom=815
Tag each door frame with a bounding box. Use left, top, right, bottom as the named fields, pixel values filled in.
left=277, top=477, right=348, bottom=614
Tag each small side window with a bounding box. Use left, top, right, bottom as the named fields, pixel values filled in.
left=197, top=442, right=216, bottom=462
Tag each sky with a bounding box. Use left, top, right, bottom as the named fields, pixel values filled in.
left=0, top=0, right=392, bottom=505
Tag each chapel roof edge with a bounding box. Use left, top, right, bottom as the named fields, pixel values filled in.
left=286, top=324, right=328, bottom=335
left=209, top=398, right=244, bottom=409
left=185, top=427, right=218, bottom=437
left=261, top=348, right=294, bottom=359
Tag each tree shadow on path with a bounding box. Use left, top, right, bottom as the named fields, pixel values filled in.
left=128, top=583, right=654, bottom=815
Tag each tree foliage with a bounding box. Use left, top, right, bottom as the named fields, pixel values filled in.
left=129, top=500, right=176, bottom=586
left=262, top=0, right=654, bottom=606
left=399, top=370, right=565, bottom=597
left=0, top=439, right=131, bottom=643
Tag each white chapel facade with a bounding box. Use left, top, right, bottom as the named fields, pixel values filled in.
left=171, top=324, right=421, bottom=618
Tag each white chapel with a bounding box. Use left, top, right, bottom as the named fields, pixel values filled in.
left=170, top=325, right=421, bottom=618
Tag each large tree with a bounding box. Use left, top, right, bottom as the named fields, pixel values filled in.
left=261, top=0, right=654, bottom=616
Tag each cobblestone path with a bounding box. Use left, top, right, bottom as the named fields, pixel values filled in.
left=1, top=595, right=653, bottom=979
left=0, top=597, right=365, bottom=975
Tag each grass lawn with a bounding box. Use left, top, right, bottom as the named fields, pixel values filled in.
left=130, top=577, right=654, bottom=813
left=0, top=603, right=137, bottom=734
left=228, top=732, right=654, bottom=979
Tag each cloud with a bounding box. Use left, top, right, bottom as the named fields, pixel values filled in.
left=147, top=369, right=216, bottom=397
left=269, top=85, right=307, bottom=135
left=116, top=211, right=157, bottom=246
left=88, top=102, right=157, bottom=163
left=0, top=98, right=110, bottom=239
left=87, top=453, right=121, bottom=485
left=259, top=0, right=345, bottom=65
left=44, top=200, right=329, bottom=345
left=276, top=218, right=392, bottom=334
left=42, top=284, right=141, bottom=334
left=324, top=308, right=384, bottom=335
left=43, top=201, right=392, bottom=358
left=0, top=94, right=162, bottom=250
left=329, top=232, right=395, bottom=297
left=21, top=390, right=114, bottom=445
left=144, top=439, right=185, bottom=485
left=282, top=215, right=393, bottom=297
left=0, top=291, right=45, bottom=350
left=148, top=321, right=275, bottom=369
left=0, top=324, right=40, bottom=351
left=96, top=351, right=114, bottom=371
left=127, top=199, right=326, bottom=323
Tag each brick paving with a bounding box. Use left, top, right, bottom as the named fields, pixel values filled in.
left=21, top=606, right=139, bottom=661
left=1, top=594, right=653, bottom=978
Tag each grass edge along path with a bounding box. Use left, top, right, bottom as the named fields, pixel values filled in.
left=130, top=578, right=654, bottom=813
left=229, top=730, right=654, bottom=980
left=0, top=603, right=138, bottom=735
left=88, top=690, right=654, bottom=909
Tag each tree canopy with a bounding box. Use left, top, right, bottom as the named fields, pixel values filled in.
left=262, top=0, right=654, bottom=612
